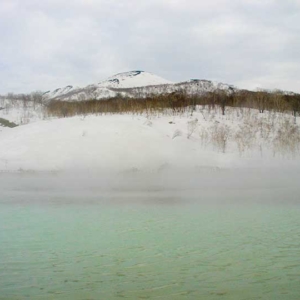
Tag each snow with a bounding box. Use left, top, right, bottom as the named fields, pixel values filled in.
left=0, top=114, right=212, bottom=172
left=0, top=99, right=45, bottom=125
left=42, top=70, right=234, bottom=102
left=97, top=71, right=173, bottom=89
left=1, top=107, right=299, bottom=174
left=1, top=106, right=300, bottom=197
left=44, top=71, right=173, bottom=101
left=2, top=69, right=300, bottom=195
left=44, top=85, right=78, bottom=99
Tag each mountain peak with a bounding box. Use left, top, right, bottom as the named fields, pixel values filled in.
left=97, top=71, right=172, bottom=89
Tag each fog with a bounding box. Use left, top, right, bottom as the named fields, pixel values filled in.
left=1, top=166, right=299, bottom=206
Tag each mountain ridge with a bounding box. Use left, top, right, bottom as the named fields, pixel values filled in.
left=43, top=70, right=235, bottom=102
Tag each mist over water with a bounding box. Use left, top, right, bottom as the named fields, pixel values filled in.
left=1, top=167, right=300, bottom=299
left=1, top=165, right=300, bottom=200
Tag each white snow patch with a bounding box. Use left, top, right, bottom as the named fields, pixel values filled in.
left=98, top=71, right=173, bottom=89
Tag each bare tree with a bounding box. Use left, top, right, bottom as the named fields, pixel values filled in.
left=31, top=91, right=43, bottom=108
left=256, top=90, right=269, bottom=113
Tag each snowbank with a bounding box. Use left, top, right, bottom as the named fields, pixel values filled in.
left=0, top=114, right=221, bottom=172
left=1, top=108, right=300, bottom=195
left=1, top=108, right=299, bottom=173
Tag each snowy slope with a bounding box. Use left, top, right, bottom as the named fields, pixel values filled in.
left=0, top=98, right=45, bottom=125
left=43, top=85, right=76, bottom=99
left=0, top=107, right=299, bottom=173
left=123, top=79, right=235, bottom=98
left=43, top=71, right=172, bottom=101
left=98, top=71, right=172, bottom=88
left=0, top=114, right=221, bottom=172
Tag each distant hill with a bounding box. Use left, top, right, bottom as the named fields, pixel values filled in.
left=43, top=70, right=235, bottom=102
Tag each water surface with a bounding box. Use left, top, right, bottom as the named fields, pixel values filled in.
left=1, top=194, right=300, bottom=299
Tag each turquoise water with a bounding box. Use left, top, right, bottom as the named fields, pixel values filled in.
left=1, top=197, right=300, bottom=299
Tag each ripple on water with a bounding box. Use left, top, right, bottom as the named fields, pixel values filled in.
left=0, top=201, right=300, bottom=299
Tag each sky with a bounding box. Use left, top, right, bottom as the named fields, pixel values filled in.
left=0, top=0, right=300, bottom=94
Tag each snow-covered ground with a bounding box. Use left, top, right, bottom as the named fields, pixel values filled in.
left=1, top=106, right=300, bottom=196
left=0, top=106, right=299, bottom=173
left=1, top=70, right=299, bottom=195
left=0, top=98, right=45, bottom=125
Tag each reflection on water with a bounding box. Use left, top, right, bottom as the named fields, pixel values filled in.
left=1, top=197, right=300, bottom=300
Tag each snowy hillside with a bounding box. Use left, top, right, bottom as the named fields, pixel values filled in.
left=98, top=71, right=172, bottom=88
left=43, top=71, right=234, bottom=102
left=123, top=79, right=235, bottom=98
left=1, top=106, right=299, bottom=173
left=0, top=97, right=44, bottom=125
left=43, top=71, right=172, bottom=101
left=43, top=85, right=76, bottom=99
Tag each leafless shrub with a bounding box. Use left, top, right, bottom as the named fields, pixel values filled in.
left=144, top=119, right=153, bottom=127
left=210, top=123, right=231, bottom=153
left=258, top=118, right=272, bottom=140
left=235, top=123, right=256, bottom=154
left=172, top=129, right=182, bottom=139
left=187, top=118, right=198, bottom=139
left=273, top=119, right=300, bottom=156
left=199, top=127, right=210, bottom=147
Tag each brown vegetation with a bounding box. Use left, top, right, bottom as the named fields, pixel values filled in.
left=45, top=90, right=300, bottom=119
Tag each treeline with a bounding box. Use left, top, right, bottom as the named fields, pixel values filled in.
left=46, top=89, right=300, bottom=118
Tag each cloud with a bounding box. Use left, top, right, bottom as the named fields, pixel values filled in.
left=0, top=0, right=299, bottom=93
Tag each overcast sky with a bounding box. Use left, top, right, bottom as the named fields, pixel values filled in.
left=0, top=0, right=300, bottom=94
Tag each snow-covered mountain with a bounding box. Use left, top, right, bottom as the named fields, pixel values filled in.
left=98, top=70, right=172, bottom=88
left=43, top=71, right=235, bottom=102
